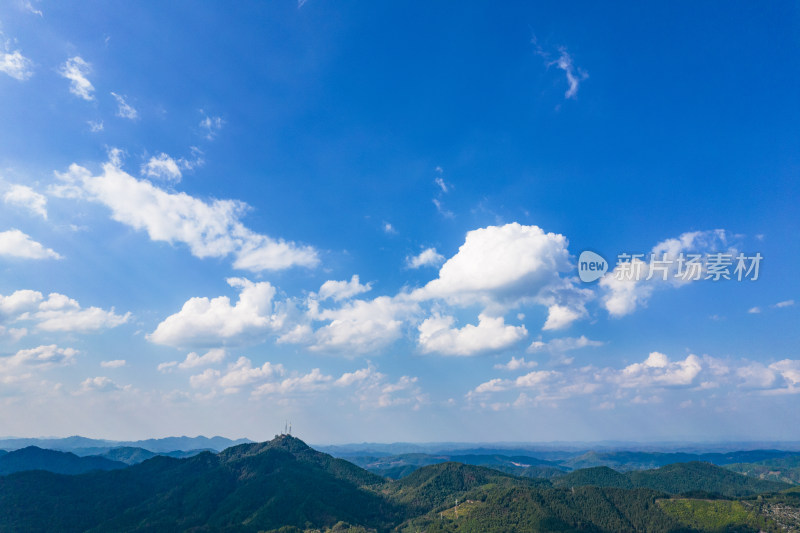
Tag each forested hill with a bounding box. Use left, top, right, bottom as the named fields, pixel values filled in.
left=0, top=435, right=798, bottom=532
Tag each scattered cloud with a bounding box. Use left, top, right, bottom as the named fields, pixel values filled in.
left=142, top=153, right=182, bottom=182
left=414, top=223, right=589, bottom=329
left=406, top=248, right=445, bottom=269
left=552, top=47, right=587, bottom=99
left=111, top=92, right=138, bottom=119
left=186, top=356, right=424, bottom=408
left=79, top=376, right=123, bottom=393
left=432, top=198, right=454, bottom=218
left=199, top=112, right=223, bottom=140
left=148, top=278, right=284, bottom=348
left=4, top=184, right=47, bottom=219
left=532, top=38, right=588, bottom=99
left=0, top=229, right=61, bottom=259
left=19, top=0, right=43, bottom=16
left=318, top=275, right=372, bottom=302
left=216, top=356, right=284, bottom=393
left=494, top=356, right=538, bottom=371
left=773, top=300, right=795, bottom=309
left=599, top=229, right=734, bottom=317
left=52, top=151, right=319, bottom=271
left=748, top=306, right=761, bottom=314
left=383, top=222, right=397, bottom=234
left=59, top=56, right=94, bottom=101
left=418, top=313, right=527, bottom=356
left=0, top=345, right=78, bottom=373
left=0, top=49, right=34, bottom=81
left=527, top=335, right=603, bottom=354
left=88, top=120, right=104, bottom=132
left=308, top=295, right=418, bottom=354
left=0, top=289, right=130, bottom=333
left=100, top=359, right=126, bottom=368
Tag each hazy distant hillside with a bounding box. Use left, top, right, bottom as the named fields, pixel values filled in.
left=0, top=447, right=127, bottom=476
left=349, top=452, right=567, bottom=479
left=0, top=435, right=251, bottom=453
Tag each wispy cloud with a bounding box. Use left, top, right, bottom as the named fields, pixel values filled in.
left=52, top=150, right=319, bottom=272
left=4, top=184, right=47, bottom=219
left=59, top=56, right=94, bottom=101
left=0, top=229, right=61, bottom=259
left=0, top=49, right=34, bottom=80
left=111, top=92, right=138, bottom=119
left=532, top=38, right=588, bottom=100
left=199, top=112, right=224, bottom=140
left=406, top=247, right=445, bottom=269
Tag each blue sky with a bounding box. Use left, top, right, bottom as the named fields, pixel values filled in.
left=0, top=0, right=798, bottom=443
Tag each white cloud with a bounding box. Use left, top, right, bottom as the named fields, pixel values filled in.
left=142, top=153, right=183, bottom=182
left=600, top=229, right=733, bottom=317
left=309, top=296, right=418, bottom=354
left=218, top=356, right=284, bottom=393
left=434, top=176, right=449, bottom=193
left=532, top=39, right=587, bottom=100
left=149, top=278, right=283, bottom=348
left=0, top=50, right=33, bottom=80
left=100, top=359, right=126, bottom=368
left=0, top=345, right=78, bottom=373
left=414, top=223, right=589, bottom=329
left=383, top=222, right=397, bottom=234
left=88, top=120, right=104, bottom=132
left=748, top=306, right=761, bottom=314
left=418, top=313, right=527, bottom=356
left=52, top=153, right=319, bottom=271
left=417, top=223, right=571, bottom=304
left=189, top=368, right=220, bottom=389
left=4, top=185, right=47, bottom=219
left=406, top=247, right=445, bottom=269
left=0, top=289, right=129, bottom=333
left=470, top=349, right=800, bottom=409
left=178, top=348, right=226, bottom=369
left=736, top=362, right=777, bottom=389
left=432, top=198, right=454, bottom=218
left=79, top=376, right=122, bottom=393
left=0, top=326, right=27, bottom=342
left=527, top=335, right=603, bottom=354
left=254, top=368, right=332, bottom=396
left=542, top=304, right=582, bottom=331
left=31, top=292, right=130, bottom=332
left=613, top=352, right=703, bottom=388
left=111, top=92, right=138, bottom=119
left=773, top=300, right=794, bottom=309
left=318, top=275, right=372, bottom=301
left=552, top=47, right=587, bottom=99
left=199, top=113, right=223, bottom=140
left=59, top=56, right=94, bottom=101
left=0, top=230, right=61, bottom=259
left=20, top=0, right=43, bottom=16
left=494, top=356, right=537, bottom=371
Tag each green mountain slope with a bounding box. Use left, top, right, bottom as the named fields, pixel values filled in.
left=0, top=437, right=797, bottom=533
left=385, top=462, right=542, bottom=514
left=0, top=436, right=400, bottom=532
left=551, top=462, right=789, bottom=498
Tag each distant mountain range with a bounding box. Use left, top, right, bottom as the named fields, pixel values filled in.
left=0, top=435, right=799, bottom=532
left=0, top=435, right=251, bottom=453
